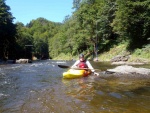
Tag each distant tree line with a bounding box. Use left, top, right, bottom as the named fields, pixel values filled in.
left=0, top=0, right=150, bottom=60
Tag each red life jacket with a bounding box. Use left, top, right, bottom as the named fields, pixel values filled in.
left=78, top=62, right=88, bottom=68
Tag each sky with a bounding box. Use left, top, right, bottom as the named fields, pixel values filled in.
left=5, top=0, right=74, bottom=25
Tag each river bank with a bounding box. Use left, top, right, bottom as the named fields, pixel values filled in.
left=53, top=44, right=150, bottom=64
left=98, top=44, right=150, bottom=63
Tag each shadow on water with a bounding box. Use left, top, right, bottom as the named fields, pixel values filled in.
left=0, top=60, right=150, bottom=113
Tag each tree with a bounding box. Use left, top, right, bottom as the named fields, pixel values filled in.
left=112, top=0, right=150, bottom=50
left=15, top=22, right=33, bottom=59
left=0, top=0, right=16, bottom=60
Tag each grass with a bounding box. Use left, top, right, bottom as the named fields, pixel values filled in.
left=98, top=43, right=150, bottom=63
left=98, top=43, right=129, bottom=61
left=128, top=45, right=150, bottom=62
left=53, top=43, right=150, bottom=63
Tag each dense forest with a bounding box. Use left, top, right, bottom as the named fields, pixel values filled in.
left=0, top=0, right=150, bottom=61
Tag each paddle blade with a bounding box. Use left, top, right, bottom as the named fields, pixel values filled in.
left=58, top=65, right=70, bottom=68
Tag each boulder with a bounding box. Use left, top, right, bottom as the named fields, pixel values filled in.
left=111, top=55, right=130, bottom=62
left=16, top=59, right=32, bottom=63
left=107, top=65, right=150, bottom=75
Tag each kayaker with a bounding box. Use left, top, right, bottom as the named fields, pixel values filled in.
left=71, top=54, right=99, bottom=76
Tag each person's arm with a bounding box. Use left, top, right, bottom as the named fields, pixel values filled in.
left=86, top=61, right=95, bottom=72
left=86, top=60, right=99, bottom=76
left=71, top=60, right=80, bottom=68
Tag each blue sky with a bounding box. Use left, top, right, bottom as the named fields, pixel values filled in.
left=6, top=0, right=74, bottom=25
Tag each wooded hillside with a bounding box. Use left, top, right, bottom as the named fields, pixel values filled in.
left=0, top=0, right=150, bottom=61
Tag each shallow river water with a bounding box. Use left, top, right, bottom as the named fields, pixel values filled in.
left=0, top=60, right=150, bottom=113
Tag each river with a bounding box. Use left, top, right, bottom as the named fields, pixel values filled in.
left=0, top=60, right=150, bottom=113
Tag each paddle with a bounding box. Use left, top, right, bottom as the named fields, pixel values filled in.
left=58, top=65, right=70, bottom=68
left=58, top=64, right=101, bottom=71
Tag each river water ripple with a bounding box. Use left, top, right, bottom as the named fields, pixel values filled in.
left=0, top=60, right=150, bottom=113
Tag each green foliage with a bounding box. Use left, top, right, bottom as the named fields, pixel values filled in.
left=1, top=0, right=150, bottom=61
left=112, top=0, right=150, bottom=50
left=26, top=18, right=62, bottom=59
left=0, top=0, right=16, bottom=59
left=13, top=18, right=62, bottom=59
left=129, top=44, right=150, bottom=62
left=133, top=44, right=150, bottom=58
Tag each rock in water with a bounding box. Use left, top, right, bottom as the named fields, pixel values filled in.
left=107, top=65, right=150, bottom=75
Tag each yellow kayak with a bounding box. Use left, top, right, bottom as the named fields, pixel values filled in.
left=63, top=69, right=91, bottom=79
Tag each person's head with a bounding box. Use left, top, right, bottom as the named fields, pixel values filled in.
left=79, top=54, right=85, bottom=62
